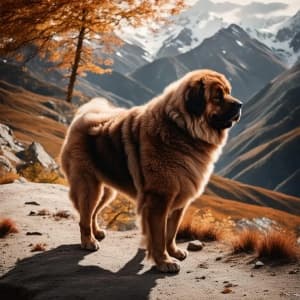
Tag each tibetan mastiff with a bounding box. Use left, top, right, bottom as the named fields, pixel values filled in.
left=60, top=69, right=242, bottom=273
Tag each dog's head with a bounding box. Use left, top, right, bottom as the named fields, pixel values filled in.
left=185, top=70, right=242, bottom=130
left=166, top=69, right=242, bottom=145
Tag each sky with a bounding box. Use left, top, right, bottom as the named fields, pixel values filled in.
left=189, top=0, right=299, bottom=16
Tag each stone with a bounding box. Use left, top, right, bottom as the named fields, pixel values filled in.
left=187, top=240, right=204, bottom=251
left=0, top=156, right=15, bottom=175
left=16, top=142, right=58, bottom=170
left=0, top=123, right=23, bottom=151
left=254, top=261, right=264, bottom=269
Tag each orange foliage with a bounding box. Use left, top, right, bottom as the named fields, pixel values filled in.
left=0, top=172, right=19, bottom=185
left=257, top=231, right=299, bottom=262
left=0, top=0, right=185, bottom=101
left=0, top=218, right=19, bottom=238
left=177, top=209, right=234, bottom=242
left=231, top=229, right=261, bottom=254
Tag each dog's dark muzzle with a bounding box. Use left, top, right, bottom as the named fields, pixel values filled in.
left=211, top=99, right=242, bottom=129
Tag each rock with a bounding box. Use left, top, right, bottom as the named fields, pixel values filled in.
left=222, top=288, right=232, bottom=294
left=198, top=262, right=208, bottom=269
left=254, top=261, right=264, bottom=269
left=42, top=100, right=57, bottom=111
left=25, top=201, right=40, bottom=206
left=13, top=176, right=28, bottom=183
left=0, top=124, right=23, bottom=152
left=236, top=217, right=279, bottom=232
left=0, top=156, right=16, bottom=176
left=187, top=240, right=204, bottom=251
left=16, top=142, right=58, bottom=170
left=26, top=232, right=42, bottom=236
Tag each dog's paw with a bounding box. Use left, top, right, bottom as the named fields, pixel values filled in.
left=94, top=229, right=106, bottom=241
left=156, top=260, right=181, bottom=273
left=81, top=238, right=100, bottom=251
left=168, top=247, right=188, bottom=261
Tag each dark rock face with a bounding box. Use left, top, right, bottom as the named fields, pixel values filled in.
left=290, top=31, right=300, bottom=53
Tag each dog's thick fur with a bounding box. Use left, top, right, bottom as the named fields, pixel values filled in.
left=60, top=69, right=241, bottom=273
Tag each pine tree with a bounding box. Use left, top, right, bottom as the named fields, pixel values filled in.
left=0, top=0, right=184, bottom=102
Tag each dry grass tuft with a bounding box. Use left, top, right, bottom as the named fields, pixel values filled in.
left=232, top=229, right=261, bottom=254
left=19, top=163, right=67, bottom=185
left=31, top=243, right=47, bottom=252
left=0, top=172, right=19, bottom=184
left=257, top=231, right=299, bottom=262
left=0, top=218, right=19, bottom=238
left=177, top=210, right=233, bottom=242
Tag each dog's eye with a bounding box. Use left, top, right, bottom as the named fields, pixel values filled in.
left=214, top=98, right=223, bottom=105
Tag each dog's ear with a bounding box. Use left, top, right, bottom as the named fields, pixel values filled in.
left=185, top=80, right=206, bottom=117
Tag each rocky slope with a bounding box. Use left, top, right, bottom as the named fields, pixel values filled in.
left=218, top=63, right=300, bottom=197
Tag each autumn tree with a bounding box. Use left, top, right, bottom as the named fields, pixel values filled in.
left=0, top=0, right=184, bottom=103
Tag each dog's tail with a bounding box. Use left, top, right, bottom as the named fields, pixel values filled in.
left=71, top=98, right=122, bottom=135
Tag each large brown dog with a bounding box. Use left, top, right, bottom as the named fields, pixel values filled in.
left=60, top=69, right=242, bottom=273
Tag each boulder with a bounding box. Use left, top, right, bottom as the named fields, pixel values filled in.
left=0, top=155, right=16, bottom=176
left=16, top=142, right=58, bottom=170
left=0, top=123, right=23, bottom=152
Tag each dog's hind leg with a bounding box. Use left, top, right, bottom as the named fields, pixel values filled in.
left=92, top=186, right=117, bottom=241
left=166, top=208, right=188, bottom=261
left=69, top=173, right=102, bottom=251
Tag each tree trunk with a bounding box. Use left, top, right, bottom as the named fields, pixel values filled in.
left=66, top=25, right=85, bottom=103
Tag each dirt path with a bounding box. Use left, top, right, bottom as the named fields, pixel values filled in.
left=0, top=182, right=299, bottom=299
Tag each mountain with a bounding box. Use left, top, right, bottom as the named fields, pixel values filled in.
left=119, top=0, right=298, bottom=62
left=101, top=40, right=151, bottom=74
left=131, top=25, right=286, bottom=101
left=218, top=63, right=300, bottom=197
left=84, top=71, right=155, bottom=106
left=248, top=10, right=300, bottom=65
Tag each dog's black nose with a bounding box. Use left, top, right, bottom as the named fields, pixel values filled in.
left=234, top=101, right=242, bottom=108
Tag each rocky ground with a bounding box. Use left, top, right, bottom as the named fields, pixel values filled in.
left=0, top=182, right=299, bottom=300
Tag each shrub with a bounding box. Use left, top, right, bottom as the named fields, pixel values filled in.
left=232, top=229, right=261, bottom=254
left=19, top=163, right=67, bottom=185
left=0, top=218, right=18, bottom=238
left=31, top=243, right=47, bottom=252
left=0, top=172, right=19, bottom=184
left=177, top=209, right=234, bottom=242
left=257, top=230, right=299, bottom=262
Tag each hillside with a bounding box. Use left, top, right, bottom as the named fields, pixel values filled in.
left=218, top=63, right=300, bottom=197
left=0, top=81, right=70, bottom=158
left=205, top=175, right=300, bottom=216
left=131, top=25, right=286, bottom=101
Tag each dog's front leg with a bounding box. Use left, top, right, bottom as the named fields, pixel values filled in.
left=167, top=208, right=188, bottom=261
left=141, top=192, right=180, bottom=273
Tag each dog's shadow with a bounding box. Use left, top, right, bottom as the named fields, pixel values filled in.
left=0, top=245, right=168, bottom=300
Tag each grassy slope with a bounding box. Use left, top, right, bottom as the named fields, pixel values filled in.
left=0, top=81, right=72, bottom=159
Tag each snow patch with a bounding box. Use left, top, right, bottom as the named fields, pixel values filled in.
left=116, top=51, right=122, bottom=57
left=222, top=50, right=226, bottom=54
left=236, top=40, right=244, bottom=47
